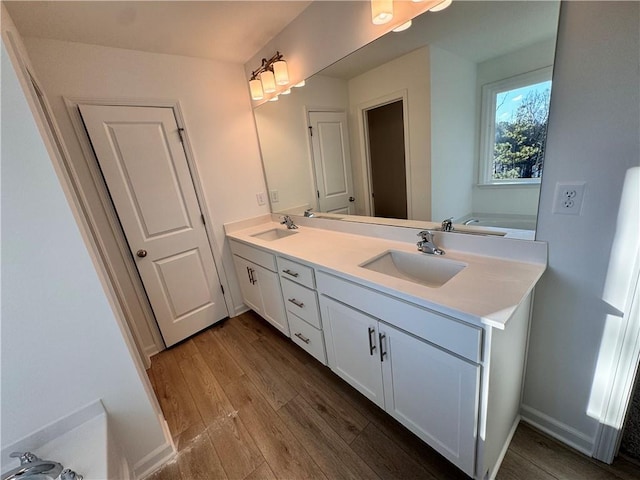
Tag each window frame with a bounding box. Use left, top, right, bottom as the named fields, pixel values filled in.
left=478, top=66, right=553, bottom=186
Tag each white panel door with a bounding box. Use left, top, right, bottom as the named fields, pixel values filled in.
left=309, top=111, right=355, bottom=214
left=321, top=297, right=384, bottom=407
left=79, top=104, right=227, bottom=347
left=381, top=323, right=480, bottom=476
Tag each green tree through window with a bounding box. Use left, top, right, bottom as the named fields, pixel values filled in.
left=493, top=82, right=551, bottom=180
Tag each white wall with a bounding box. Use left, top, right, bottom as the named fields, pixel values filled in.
left=522, top=1, right=640, bottom=453
left=348, top=47, right=431, bottom=220
left=21, top=37, right=270, bottom=318
left=430, top=45, right=476, bottom=221
left=472, top=38, right=556, bottom=217
left=1, top=23, right=168, bottom=473
left=254, top=75, right=349, bottom=214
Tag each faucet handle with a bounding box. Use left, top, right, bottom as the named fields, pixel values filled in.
left=417, top=230, right=434, bottom=242
left=61, top=468, right=84, bottom=480
left=10, top=452, right=39, bottom=465
left=441, top=217, right=454, bottom=232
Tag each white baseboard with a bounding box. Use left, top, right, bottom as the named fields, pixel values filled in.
left=488, top=415, right=521, bottom=480
left=233, top=305, right=250, bottom=317
left=133, top=438, right=175, bottom=479
left=520, top=404, right=595, bottom=456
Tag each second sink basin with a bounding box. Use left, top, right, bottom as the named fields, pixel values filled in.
left=360, top=250, right=466, bottom=288
left=251, top=228, right=298, bottom=241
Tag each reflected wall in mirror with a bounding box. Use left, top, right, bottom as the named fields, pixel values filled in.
left=254, top=1, right=561, bottom=236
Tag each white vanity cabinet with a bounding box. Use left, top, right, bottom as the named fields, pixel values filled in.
left=277, top=256, right=327, bottom=364
left=319, top=271, right=480, bottom=476
left=230, top=240, right=289, bottom=336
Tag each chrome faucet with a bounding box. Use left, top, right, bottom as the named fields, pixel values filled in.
left=280, top=215, right=298, bottom=229
left=303, top=208, right=315, bottom=218
left=2, top=452, right=63, bottom=480
left=417, top=230, right=444, bottom=255
left=441, top=217, right=454, bottom=232
left=463, top=218, right=479, bottom=225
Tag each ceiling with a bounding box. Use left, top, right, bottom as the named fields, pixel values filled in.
left=4, top=0, right=312, bottom=64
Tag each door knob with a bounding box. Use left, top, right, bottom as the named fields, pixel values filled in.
left=349, top=196, right=355, bottom=202
left=136, top=249, right=148, bottom=258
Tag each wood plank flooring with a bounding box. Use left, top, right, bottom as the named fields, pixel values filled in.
left=146, top=312, right=640, bottom=480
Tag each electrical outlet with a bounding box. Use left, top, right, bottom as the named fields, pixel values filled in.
left=256, top=192, right=267, bottom=206
left=270, top=190, right=279, bottom=203
left=552, top=182, right=586, bottom=215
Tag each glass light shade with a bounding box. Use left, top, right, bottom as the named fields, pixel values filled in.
left=269, top=95, right=279, bottom=102
left=429, top=0, right=453, bottom=12
left=371, top=0, right=393, bottom=25
left=273, top=60, right=289, bottom=85
left=280, top=88, right=292, bottom=95
left=392, top=20, right=412, bottom=32
left=293, top=80, right=306, bottom=88
left=260, top=70, right=276, bottom=93
left=412, top=0, right=424, bottom=2
left=249, top=78, right=264, bottom=100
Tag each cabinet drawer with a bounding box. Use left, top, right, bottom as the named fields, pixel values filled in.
left=277, top=256, right=315, bottom=288
left=280, top=277, right=321, bottom=329
left=317, top=271, right=482, bottom=363
left=288, top=313, right=327, bottom=365
left=230, top=240, right=276, bottom=271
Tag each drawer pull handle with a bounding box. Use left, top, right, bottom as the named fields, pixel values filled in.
left=288, top=298, right=304, bottom=308
left=379, top=332, right=387, bottom=362
left=283, top=269, right=299, bottom=278
left=368, top=326, right=376, bottom=355
left=294, top=332, right=310, bottom=344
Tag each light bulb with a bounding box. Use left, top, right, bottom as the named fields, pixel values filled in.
left=249, top=78, right=264, bottom=100
left=371, top=0, right=393, bottom=25
left=281, top=88, right=292, bottom=95
left=293, top=80, right=306, bottom=88
left=273, top=59, right=289, bottom=85
left=260, top=70, right=276, bottom=93
left=429, top=0, right=452, bottom=12
left=393, top=20, right=412, bottom=32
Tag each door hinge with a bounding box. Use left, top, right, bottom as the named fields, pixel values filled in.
left=317, top=190, right=320, bottom=199
left=220, top=284, right=225, bottom=294
left=201, top=213, right=206, bottom=225
left=308, top=126, right=313, bottom=137
left=178, top=127, right=185, bottom=143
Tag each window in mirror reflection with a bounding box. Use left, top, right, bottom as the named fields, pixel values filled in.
left=480, top=67, right=552, bottom=185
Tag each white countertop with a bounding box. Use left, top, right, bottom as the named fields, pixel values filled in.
left=226, top=219, right=547, bottom=330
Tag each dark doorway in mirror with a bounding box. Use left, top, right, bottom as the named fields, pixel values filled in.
left=366, top=100, right=407, bottom=219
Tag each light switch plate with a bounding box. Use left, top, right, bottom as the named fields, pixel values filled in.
left=270, top=190, right=279, bottom=203
left=256, top=192, right=267, bottom=206
left=552, top=182, right=586, bottom=215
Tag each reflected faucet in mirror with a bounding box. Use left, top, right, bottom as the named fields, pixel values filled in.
left=253, top=1, right=560, bottom=239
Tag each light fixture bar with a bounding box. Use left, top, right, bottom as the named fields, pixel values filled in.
left=249, top=51, right=293, bottom=101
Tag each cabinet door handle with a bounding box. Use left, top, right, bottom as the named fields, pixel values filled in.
left=282, top=269, right=299, bottom=278
left=294, top=332, right=310, bottom=344
left=288, top=298, right=304, bottom=308
left=249, top=268, right=257, bottom=285
left=379, top=332, right=387, bottom=362
left=368, top=327, right=376, bottom=355
left=246, top=266, right=252, bottom=284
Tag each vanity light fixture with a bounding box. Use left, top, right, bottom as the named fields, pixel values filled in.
left=293, top=80, right=306, bottom=88
left=249, top=51, right=290, bottom=101
left=371, top=0, right=393, bottom=25
left=429, top=0, right=453, bottom=12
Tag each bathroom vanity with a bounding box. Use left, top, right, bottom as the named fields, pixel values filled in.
left=226, top=215, right=546, bottom=479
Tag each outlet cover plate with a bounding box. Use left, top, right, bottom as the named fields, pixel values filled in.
left=552, top=181, right=586, bottom=215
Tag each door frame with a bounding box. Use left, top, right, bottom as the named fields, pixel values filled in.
left=356, top=90, right=412, bottom=218
left=64, top=96, right=235, bottom=359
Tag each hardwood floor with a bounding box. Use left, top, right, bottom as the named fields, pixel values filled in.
left=146, top=312, right=639, bottom=480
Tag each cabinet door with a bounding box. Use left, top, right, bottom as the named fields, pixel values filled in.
left=233, top=255, right=262, bottom=314
left=381, top=324, right=479, bottom=477
left=254, top=265, right=290, bottom=336
left=321, top=297, right=384, bottom=408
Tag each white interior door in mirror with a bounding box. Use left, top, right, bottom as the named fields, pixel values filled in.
left=79, top=104, right=228, bottom=347
left=309, top=111, right=355, bottom=214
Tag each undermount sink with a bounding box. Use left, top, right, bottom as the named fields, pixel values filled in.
left=251, top=228, right=298, bottom=241
left=360, top=250, right=467, bottom=288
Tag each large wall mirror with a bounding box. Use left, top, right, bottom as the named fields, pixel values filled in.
left=254, top=1, right=561, bottom=238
